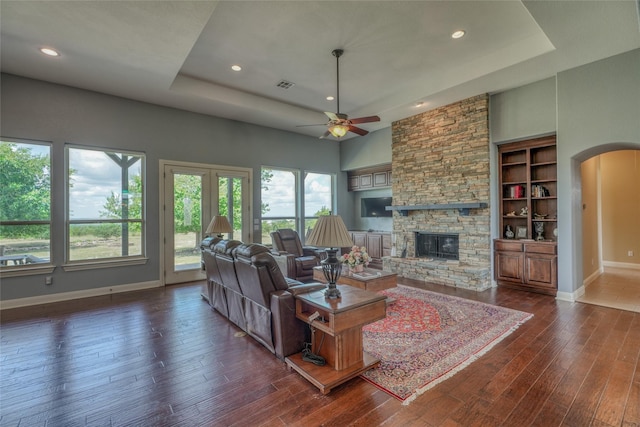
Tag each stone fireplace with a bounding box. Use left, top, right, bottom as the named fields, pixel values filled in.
left=383, top=94, right=491, bottom=290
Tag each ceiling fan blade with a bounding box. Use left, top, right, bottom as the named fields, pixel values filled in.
left=296, top=123, right=328, bottom=127
left=348, top=125, right=369, bottom=136
left=319, top=130, right=331, bottom=139
left=349, top=115, right=380, bottom=125
left=324, top=112, right=339, bottom=121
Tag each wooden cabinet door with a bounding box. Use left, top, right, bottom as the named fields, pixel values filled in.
left=373, top=171, right=388, bottom=187
left=351, top=232, right=367, bottom=248
left=382, top=233, right=392, bottom=257
left=495, top=251, right=524, bottom=283
left=359, top=174, right=373, bottom=189
left=366, top=233, right=383, bottom=260
left=348, top=175, right=359, bottom=191
left=524, top=253, right=557, bottom=288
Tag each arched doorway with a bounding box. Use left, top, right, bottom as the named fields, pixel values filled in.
left=576, top=147, right=640, bottom=312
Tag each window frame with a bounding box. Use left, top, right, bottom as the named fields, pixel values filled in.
left=260, top=166, right=336, bottom=245
left=0, top=138, right=55, bottom=277
left=64, top=144, right=147, bottom=270
left=303, top=171, right=335, bottom=238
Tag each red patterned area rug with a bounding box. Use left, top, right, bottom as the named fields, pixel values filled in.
left=361, top=285, right=533, bottom=405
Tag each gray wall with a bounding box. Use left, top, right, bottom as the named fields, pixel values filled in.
left=556, top=49, right=640, bottom=297
left=339, top=126, right=393, bottom=229
left=1, top=73, right=344, bottom=301
left=490, top=77, right=557, bottom=143
left=340, top=127, right=392, bottom=171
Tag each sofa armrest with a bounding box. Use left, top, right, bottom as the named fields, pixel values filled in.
left=302, top=246, right=326, bottom=260
left=270, top=290, right=308, bottom=359
left=287, top=282, right=326, bottom=296
left=270, top=252, right=296, bottom=279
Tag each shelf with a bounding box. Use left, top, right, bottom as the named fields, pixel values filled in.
left=386, top=202, right=488, bottom=216
left=497, top=135, right=557, bottom=296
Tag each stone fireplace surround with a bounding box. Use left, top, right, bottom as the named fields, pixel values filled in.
left=382, top=94, right=491, bottom=291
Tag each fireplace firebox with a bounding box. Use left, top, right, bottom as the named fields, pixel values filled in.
left=415, top=232, right=459, bottom=260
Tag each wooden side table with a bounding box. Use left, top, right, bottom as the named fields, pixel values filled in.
left=313, top=266, right=397, bottom=292
left=285, top=285, right=386, bottom=394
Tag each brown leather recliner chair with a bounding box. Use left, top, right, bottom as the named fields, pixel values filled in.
left=270, top=228, right=324, bottom=282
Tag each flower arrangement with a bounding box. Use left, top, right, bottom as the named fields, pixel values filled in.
left=341, top=245, right=371, bottom=268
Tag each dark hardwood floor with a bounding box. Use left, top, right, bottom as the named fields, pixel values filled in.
left=1, top=279, right=638, bottom=426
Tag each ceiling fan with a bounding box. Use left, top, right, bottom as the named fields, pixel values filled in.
left=301, top=49, right=380, bottom=139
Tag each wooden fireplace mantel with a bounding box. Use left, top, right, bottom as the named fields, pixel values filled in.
left=385, top=202, right=488, bottom=216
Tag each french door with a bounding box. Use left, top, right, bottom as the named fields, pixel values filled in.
left=161, top=161, right=251, bottom=285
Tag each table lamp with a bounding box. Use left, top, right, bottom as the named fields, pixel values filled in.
left=305, top=215, right=354, bottom=299
left=205, top=215, right=232, bottom=238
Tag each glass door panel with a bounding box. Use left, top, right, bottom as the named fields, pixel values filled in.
left=163, top=163, right=251, bottom=285
left=164, top=166, right=210, bottom=284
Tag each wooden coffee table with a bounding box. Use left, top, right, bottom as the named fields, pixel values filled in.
left=313, top=266, right=397, bottom=292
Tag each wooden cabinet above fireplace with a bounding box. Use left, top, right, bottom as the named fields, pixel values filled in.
left=347, top=165, right=391, bottom=191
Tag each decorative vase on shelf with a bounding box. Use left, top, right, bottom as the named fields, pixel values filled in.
left=505, top=225, right=515, bottom=239
left=534, top=221, right=545, bottom=241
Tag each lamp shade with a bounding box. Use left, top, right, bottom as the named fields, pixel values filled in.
left=306, top=215, right=353, bottom=248
left=205, top=215, right=232, bottom=235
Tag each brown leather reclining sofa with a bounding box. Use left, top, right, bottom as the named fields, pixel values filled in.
left=201, top=239, right=324, bottom=360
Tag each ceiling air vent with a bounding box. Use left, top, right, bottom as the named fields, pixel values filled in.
left=276, top=80, right=295, bottom=89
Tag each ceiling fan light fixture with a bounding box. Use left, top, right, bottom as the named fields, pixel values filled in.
left=328, top=124, right=349, bottom=138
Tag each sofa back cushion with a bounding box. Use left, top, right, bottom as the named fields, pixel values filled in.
left=213, top=240, right=243, bottom=293
left=235, top=243, right=290, bottom=306
left=271, top=228, right=304, bottom=257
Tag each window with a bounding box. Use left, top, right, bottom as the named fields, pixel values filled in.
left=304, top=172, right=333, bottom=234
left=260, top=167, right=297, bottom=243
left=67, top=146, right=145, bottom=263
left=260, top=167, right=335, bottom=244
left=0, top=140, right=51, bottom=270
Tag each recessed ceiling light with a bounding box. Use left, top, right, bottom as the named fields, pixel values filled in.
left=40, top=47, right=60, bottom=57
left=326, top=96, right=334, bottom=101
left=231, top=65, right=242, bottom=71
left=451, top=30, right=466, bottom=39
left=415, top=101, right=425, bottom=107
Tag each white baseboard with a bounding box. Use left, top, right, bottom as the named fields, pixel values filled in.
left=602, top=261, right=640, bottom=270
left=0, top=280, right=162, bottom=310
left=583, top=268, right=603, bottom=288
left=556, top=285, right=585, bottom=303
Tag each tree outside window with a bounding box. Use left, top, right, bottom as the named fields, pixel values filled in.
left=0, top=140, right=51, bottom=266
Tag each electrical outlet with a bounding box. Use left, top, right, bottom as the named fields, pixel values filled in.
left=45, top=276, right=53, bottom=285
left=629, top=250, right=634, bottom=257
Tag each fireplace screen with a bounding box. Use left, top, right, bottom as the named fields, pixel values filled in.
left=415, top=232, right=459, bottom=260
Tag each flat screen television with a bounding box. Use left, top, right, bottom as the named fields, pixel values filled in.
left=361, top=197, right=392, bottom=217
